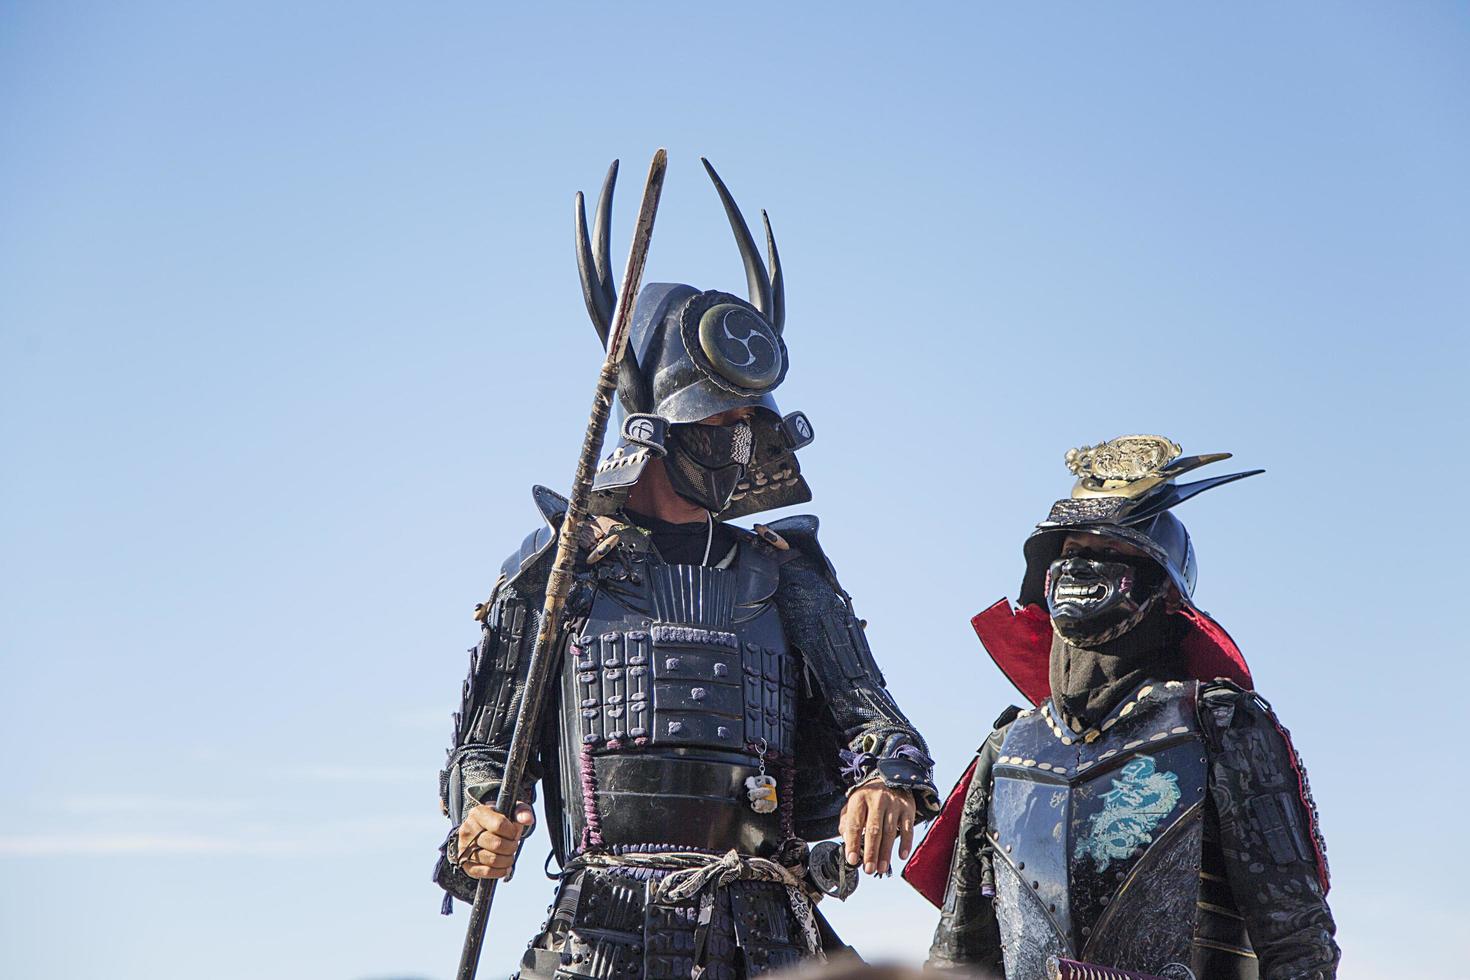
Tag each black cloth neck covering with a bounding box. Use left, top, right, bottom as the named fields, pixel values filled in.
left=623, top=510, right=738, bottom=566
left=1048, top=604, right=1189, bottom=729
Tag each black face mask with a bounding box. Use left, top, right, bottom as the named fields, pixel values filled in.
left=664, top=420, right=754, bottom=512
left=1045, top=556, right=1164, bottom=647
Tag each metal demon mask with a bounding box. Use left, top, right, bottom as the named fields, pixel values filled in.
left=1044, top=555, right=1166, bottom=646
left=575, top=158, right=814, bottom=518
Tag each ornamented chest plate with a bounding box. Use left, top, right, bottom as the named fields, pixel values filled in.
left=571, top=552, right=796, bottom=756
left=989, top=682, right=1208, bottom=979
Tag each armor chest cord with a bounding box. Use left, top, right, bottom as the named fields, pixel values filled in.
left=565, top=849, right=824, bottom=978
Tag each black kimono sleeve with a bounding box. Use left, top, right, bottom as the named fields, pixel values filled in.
left=770, top=517, right=940, bottom=820
left=1199, top=682, right=1340, bottom=980
left=432, top=572, right=545, bottom=905
left=925, top=718, right=1012, bottom=977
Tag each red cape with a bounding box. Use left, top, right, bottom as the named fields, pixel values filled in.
left=902, top=599, right=1254, bottom=908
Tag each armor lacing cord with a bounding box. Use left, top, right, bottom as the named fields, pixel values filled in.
left=578, top=745, right=604, bottom=850
left=566, top=849, right=824, bottom=977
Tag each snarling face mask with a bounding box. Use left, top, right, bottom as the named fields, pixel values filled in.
left=1045, top=556, right=1164, bottom=647
left=664, top=420, right=754, bottom=512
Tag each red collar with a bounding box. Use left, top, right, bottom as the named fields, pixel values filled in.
left=970, top=599, right=1253, bottom=707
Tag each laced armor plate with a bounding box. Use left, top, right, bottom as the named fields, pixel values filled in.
left=990, top=681, right=1252, bottom=980
left=555, top=538, right=798, bottom=856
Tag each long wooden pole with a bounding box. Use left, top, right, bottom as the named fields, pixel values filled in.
left=455, top=149, right=668, bottom=980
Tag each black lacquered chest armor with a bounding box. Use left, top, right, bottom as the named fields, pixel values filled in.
left=554, top=538, right=799, bottom=856
left=989, top=681, right=1251, bottom=980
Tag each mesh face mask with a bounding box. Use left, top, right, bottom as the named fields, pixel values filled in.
left=664, top=420, right=754, bottom=512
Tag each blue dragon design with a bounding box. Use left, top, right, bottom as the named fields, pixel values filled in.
left=1077, top=755, right=1181, bottom=870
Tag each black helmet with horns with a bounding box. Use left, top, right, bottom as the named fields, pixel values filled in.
left=574, top=157, right=815, bottom=519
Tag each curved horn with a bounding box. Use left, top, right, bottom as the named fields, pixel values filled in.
left=575, top=159, right=619, bottom=343
left=761, top=209, right=784, bottom=334
left=700, top=158, right=773, bottom=320
left=574, top=160, right=650, bottom=413
left=591, top=159, right=617, bottom=305
left=616, top=356, right=653, bottom=415
left=575, top=190, right=613, bottom=342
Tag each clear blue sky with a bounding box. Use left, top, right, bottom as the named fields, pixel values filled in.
left=2, top=4, right=1466, bottom=978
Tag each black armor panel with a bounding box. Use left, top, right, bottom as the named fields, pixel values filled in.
left=989, top=680, right=1247, bottom=980
left=519, top=870, right=806, bottom=980
left=924, top=680, right=1333, bottom=980
left=438, top=497, right=938, bottom=903
left=555, top=538, right=798, bottom=856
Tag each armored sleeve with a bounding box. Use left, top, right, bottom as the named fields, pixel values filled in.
left=432, top=573, right=545, bottom=904
left=1199, top=682, right=1339, bottom=980
left=926, top=718, right=1012, bottom=976
left=771, top=522, right=939, bottom=817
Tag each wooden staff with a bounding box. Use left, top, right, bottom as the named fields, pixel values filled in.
left=456, top=148, right=668, bottom=980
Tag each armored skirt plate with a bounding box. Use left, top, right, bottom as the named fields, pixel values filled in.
left=519, top=868, right=808, bottom=980
left=989, top=684, right=1211, bottom=980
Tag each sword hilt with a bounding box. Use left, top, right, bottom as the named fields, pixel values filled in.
left=1045, top=955, right=1174, bottom=980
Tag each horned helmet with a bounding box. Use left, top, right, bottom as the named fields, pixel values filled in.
left=579, top=159, right=814, bottom=518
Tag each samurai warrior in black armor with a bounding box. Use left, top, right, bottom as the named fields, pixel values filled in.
left=434, top=160, right=940, bottom=980
left=905, top=436, right=1339, bottom=980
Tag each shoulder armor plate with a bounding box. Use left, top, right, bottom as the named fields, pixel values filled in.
left=1196, top=679, right=1331, bottom=894
left=499, top=485, right=570, bottom=589
left=993, top=704, right=1024, bottom=732
left=765, top=514, right=840, bottom=583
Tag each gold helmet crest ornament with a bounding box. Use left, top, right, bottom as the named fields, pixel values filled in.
left=1065, top=435, right=1232, bottom=500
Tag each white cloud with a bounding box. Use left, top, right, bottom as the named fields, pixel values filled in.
left=55, top=793, right=250, bottom=816
left=274, top=764, right=425, bottom=783
left=0, top=832, right=309, bottom=857
left=0, top=811, right=435, bottom=858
